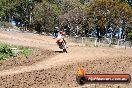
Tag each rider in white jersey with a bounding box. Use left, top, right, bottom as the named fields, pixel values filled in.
left=56, top=31, right=66, bottom=46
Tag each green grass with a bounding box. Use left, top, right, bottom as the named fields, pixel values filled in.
left=0, top=43, right=32, bottom=60
left=21, top=47, right=32, bottom=58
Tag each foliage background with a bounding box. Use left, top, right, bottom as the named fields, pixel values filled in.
left=0, top=0, right=131, bottom=38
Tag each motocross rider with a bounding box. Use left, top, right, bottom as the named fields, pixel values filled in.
left=56, top=31, right=66, bottom=46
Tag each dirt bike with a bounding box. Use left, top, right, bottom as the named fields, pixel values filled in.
left=58, top=39, right=68, bottom=53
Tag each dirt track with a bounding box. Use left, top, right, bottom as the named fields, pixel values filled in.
left=0, top=30, right=132, bottom=88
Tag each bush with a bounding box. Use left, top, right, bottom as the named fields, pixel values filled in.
left=0, top=43, right=31, bottom=60
left=22, top=47, right=31, bottom=58
left=0, top=44, right=13, bottom=60
left=128, top=32, right=132, bottom=41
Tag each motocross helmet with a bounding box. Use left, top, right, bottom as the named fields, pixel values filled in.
left=59, top=31, right=65, bottom=35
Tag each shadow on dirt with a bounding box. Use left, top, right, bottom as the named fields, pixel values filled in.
left=54, top=51, right=63, bottom=53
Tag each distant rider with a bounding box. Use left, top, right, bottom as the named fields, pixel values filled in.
left=53, top=27, right=60, bottom=38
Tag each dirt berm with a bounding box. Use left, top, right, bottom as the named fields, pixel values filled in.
left=0, top=55, right=132, bottom=88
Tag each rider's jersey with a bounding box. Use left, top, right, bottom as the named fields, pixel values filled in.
left=57, top=33, right=64, bottom=39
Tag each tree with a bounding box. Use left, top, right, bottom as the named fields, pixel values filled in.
left=84, top=0, right=132, bottom=38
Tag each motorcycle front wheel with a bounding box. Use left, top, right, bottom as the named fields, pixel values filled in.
left=63, top=49, right=67, bottom=53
